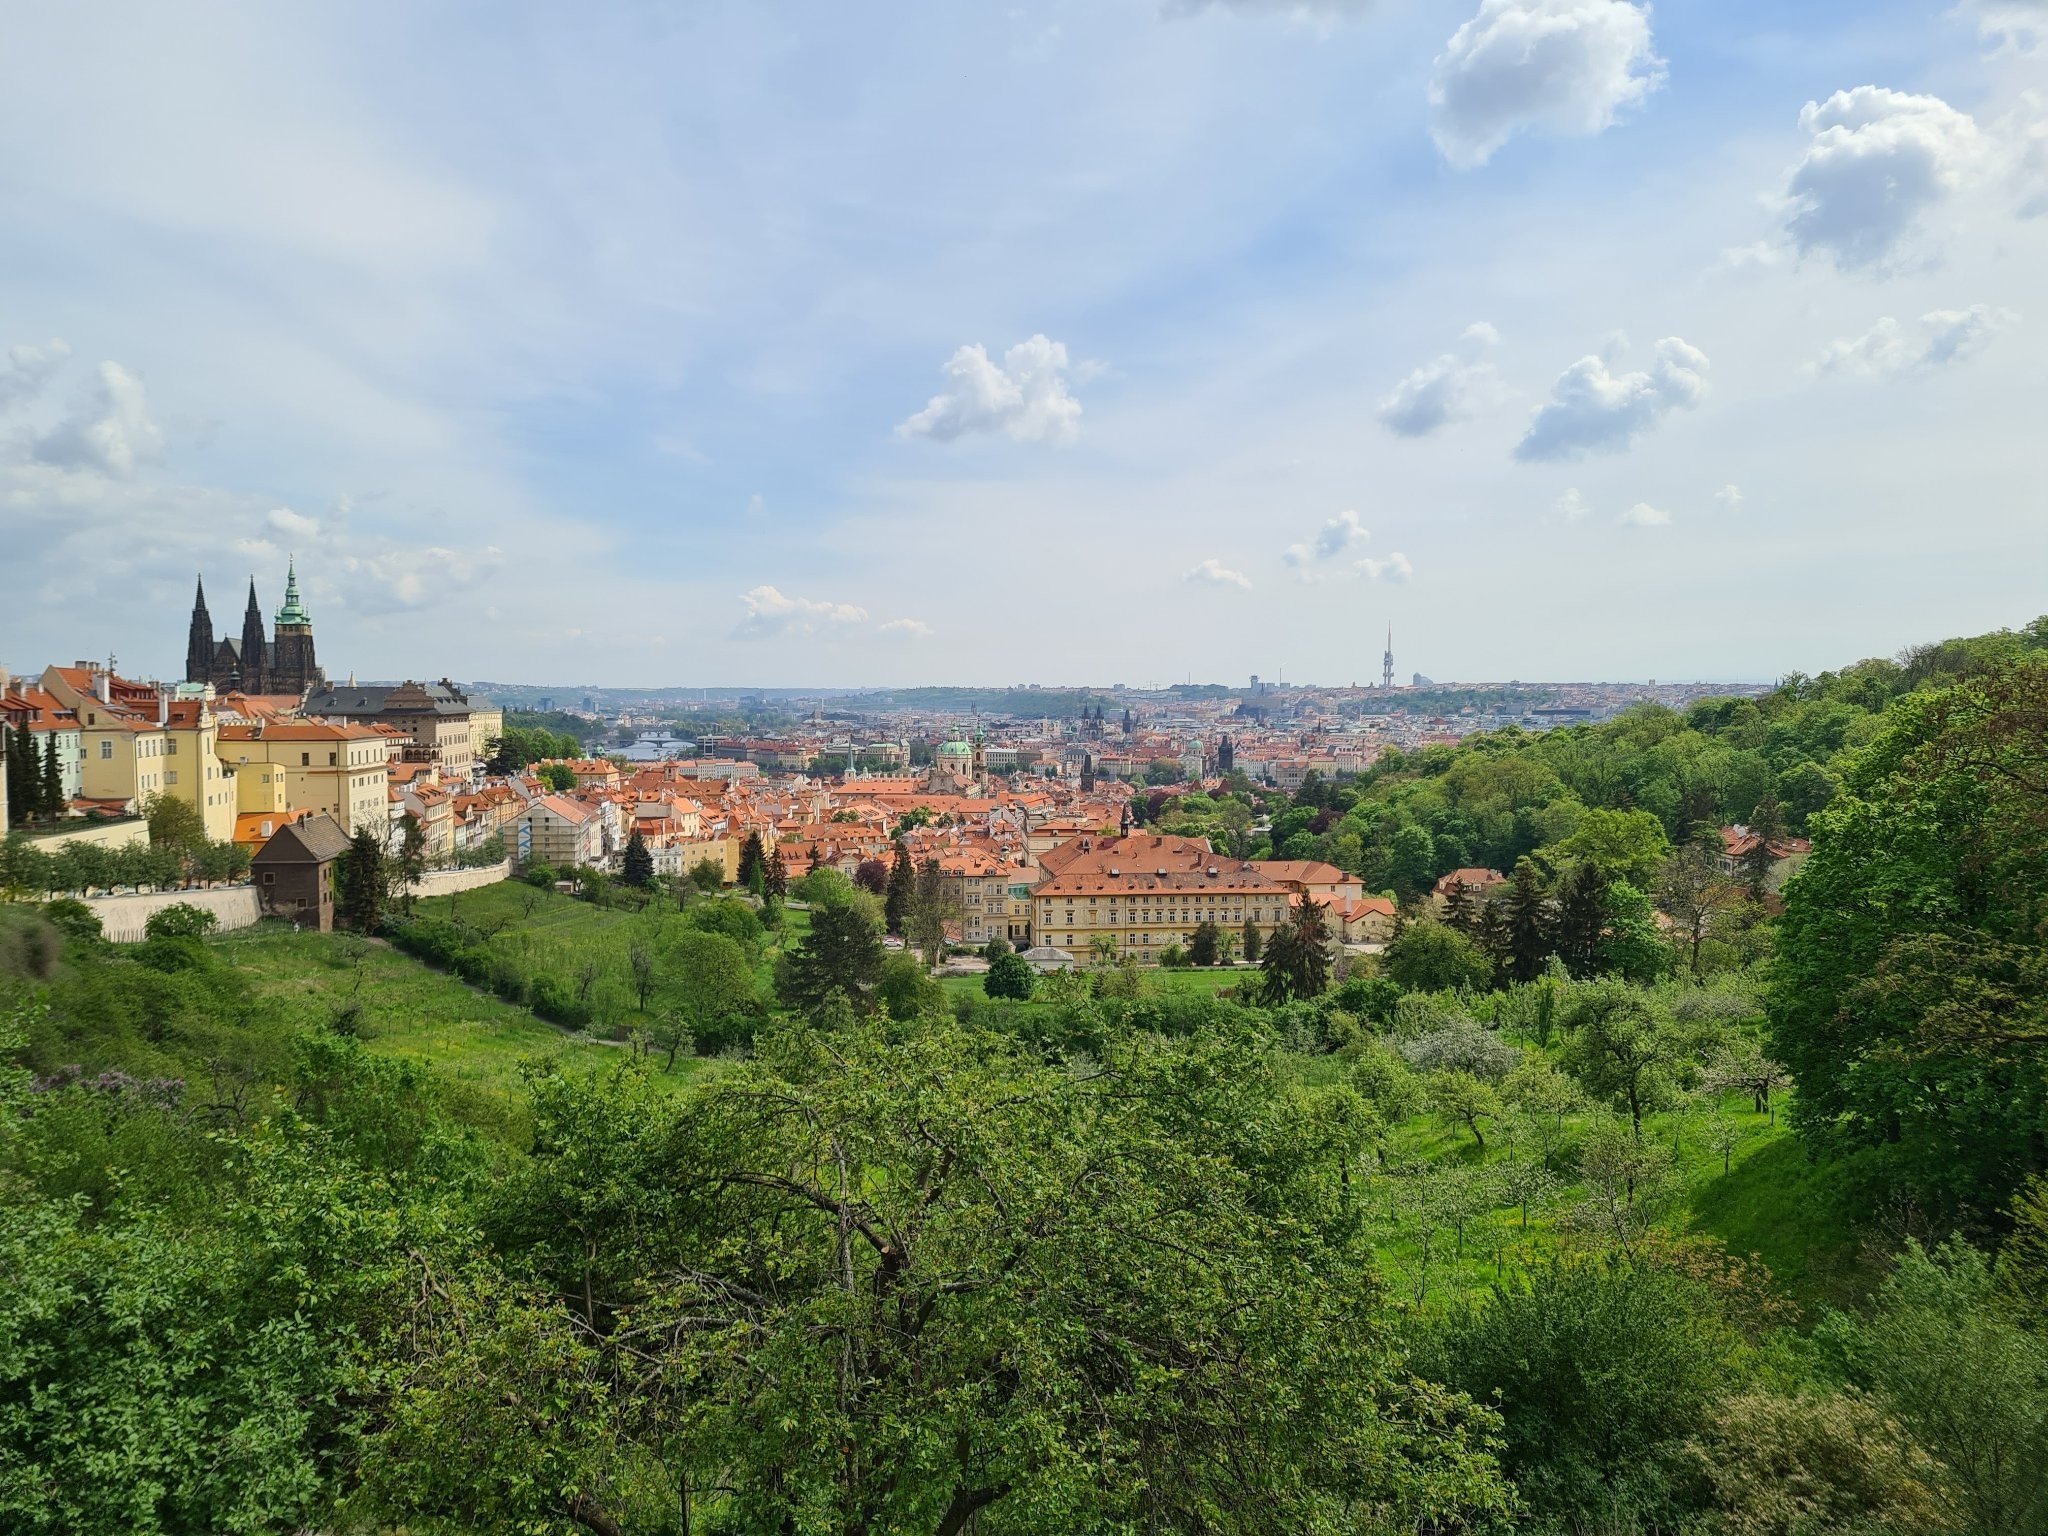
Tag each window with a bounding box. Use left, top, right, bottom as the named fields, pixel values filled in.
left=329, top=752, right=337, bottom=765
left=166, top=738, right=177, bottom=755
left=164, top=771, right=177, bottom=786
left=100, top=740, right=112, bottom=759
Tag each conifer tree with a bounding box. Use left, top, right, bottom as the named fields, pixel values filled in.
left=1442, top=877, right=1475, bottom=934
left=1503, top=857, right=1554, bottom=985
left=39, top=735, right=63, bottom=818
left=1553, top=860, right=1609, bottom=977
left=1240, top=915, right=1262, bottom=964
left=339, top=827, right=387, bottom=933
left=884, top=839, right=914, bottom=936
left=737, top=831, right=766, bottom=889
left=4, top=727, right=30, bottom=828
left=621, top=827, right=654, bottom=889
left=764, top=845, right=788, bottom=899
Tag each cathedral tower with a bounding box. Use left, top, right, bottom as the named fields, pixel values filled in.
left=185, top=576, right=214, bottom=685
left=269, top=557, right=324, bottom=697
left=239, top=578, right=269, bottom=693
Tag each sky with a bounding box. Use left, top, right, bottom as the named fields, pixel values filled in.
left=1, top=0, right=2044, bottom=689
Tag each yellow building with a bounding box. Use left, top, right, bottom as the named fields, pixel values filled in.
left=38, top=664, right=233, bottom=840
left=1029, top=837, right=1295, bottom=961
left=215, top=720, right=390, bottom=835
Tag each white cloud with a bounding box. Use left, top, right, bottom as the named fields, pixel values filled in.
left=1183, top=556, right=1252, bottom=588
left=1163, top=0, right=1374, bottom=11
left=878, top=617, right=935, bottom=638
left=1358, top=552, right=1414, bottom=580
left=267, top=506, right=322, bottom=540
left=1376, top=322, right=1505, bottom=437
left=896, top=333, right=1085, bottom=444
left=1781, top=88, right=1984, bottom=271
left=1514, top=336, right=1709, bottom=461
left=1282, top=510, right=1406, bottom=582
left=1619, top=501, right=1671, bottom=526
left=1963, top=0, right=2048, bottom=52
left=1428, top=0, right=1664, bottom=169
left=31, top=360, right=165, bottom=477
left=2014, top=109, right=2048, bottom=216
left=339, top=544, right=505, bottom=614
left=1714, top=484, right=1745, bottom=509
left=1283, top=507, right=1369, bottom=570
left=1810, top=304, right=2018, bottom=376
left=1554, top=487, right=1592, bottom=522
left=733, top=584, right=871, bottom=640
left=745, top=491, right=766, bottom=518
left=0, top=338, right=71, bottom=412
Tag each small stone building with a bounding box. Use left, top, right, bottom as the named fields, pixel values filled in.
left=251, top=812, right=351, bottom=930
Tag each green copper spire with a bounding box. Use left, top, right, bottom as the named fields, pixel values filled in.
left=275, top=556, right=312, bottom=626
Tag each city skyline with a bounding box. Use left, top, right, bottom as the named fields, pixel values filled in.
left=2, top=1, right=2043, bottom=687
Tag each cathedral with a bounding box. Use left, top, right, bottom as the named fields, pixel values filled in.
left=185, top=560, right=326, bottom=697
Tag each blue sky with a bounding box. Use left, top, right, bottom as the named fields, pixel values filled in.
left=2, top=0, right=2043, bottom=687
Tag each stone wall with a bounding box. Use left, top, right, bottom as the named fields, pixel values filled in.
left=86, top=885, right=264, bottom=942
left=414, top=860, right=513, bottom=898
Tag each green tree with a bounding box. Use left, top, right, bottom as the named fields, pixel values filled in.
left=905, top=856, right=959, bottom=970
left=1549, top=806, right=1673, bottom=888
left=1387, top=823, right=1439, bottom=904
left=1420, top=1258, right=1737, bottom=1526
left=426, top=1018, right=1511, bottom=1536
left=1738, top=792, right=1788, bottom=897
left=877, top=950, right=945, bottom=1020
left=143, top=901, right=217, bottom=939
left=1502, top=856, right=1554, bottom=985
left=619, top=827, right=654, bottom=888
left=1240, top=915, right=1262, bottom=963
left=338, top=827, right=387, bottom=932
left=1561, top=982, right=1683, bottom=1136
left=661, top=929, right=760, bottom=1059
left=763, top=843, right=788, bottom=898
left=1819, top=1240, right=2048, bottom=1535
left=1383, top=921, right=1494, bottom=993
left=687, top=856, right=724, bottom=893
left=1552, top=860, right=1608, bottom=976
left=1598, top=879, right=1668, bottom=982
left=394, top=810, right=426, bottom=915
left=1773, top=662, right=2048, bottom=1219
left=1260, top=895, right=1331, bottom=1003
left=141, top=792, right=207, bottom=857
left=1428, top=1068, right=1503, bottom=1149
left=883, top=838, right=914, bottom=936
left=984, top=949, right=1035, bottom=1000
left=779, top=900, right=886, bottom=1016
left=737, top=830, right=766, bottom=890
left=1189, top=918, right=1222, bottom=966
left=39, top=735, right=64, bottom=818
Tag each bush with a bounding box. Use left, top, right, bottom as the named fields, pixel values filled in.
left=1417, top=1258, right=1737, bottom=1523
left=529, top=974, right=593, bottom=1030
left=41, top=899, right=102, bottom=944
left=144, top=903, right=218, bottom=941
left=683, top=898, right=766, bottom=957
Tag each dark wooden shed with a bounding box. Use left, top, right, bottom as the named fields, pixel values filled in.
left=251, top=812, right=352, bottom=931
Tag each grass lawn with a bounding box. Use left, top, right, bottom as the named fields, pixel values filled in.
left=215, top=923, right=705, bottom=1137
left=936, top=963, right=1251, bottom=1010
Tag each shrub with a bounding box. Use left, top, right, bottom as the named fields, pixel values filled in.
left=1398, top=1014, right=1520, bottom=1082
left=529, top=974, right=593, bottom=1030
left=41, top=899, right=102, bottom=944
left=144, top=903, right=218, bottom=941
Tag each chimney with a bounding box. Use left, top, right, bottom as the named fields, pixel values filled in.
left=157, top=690, right=168, bottom=727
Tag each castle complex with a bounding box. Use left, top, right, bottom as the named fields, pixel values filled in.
left=185, top=560, right=326, bottom=698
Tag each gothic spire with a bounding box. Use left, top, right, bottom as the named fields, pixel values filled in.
left=275, top=555, right=311, bottom=626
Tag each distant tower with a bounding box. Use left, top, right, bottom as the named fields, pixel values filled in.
left=239, top=577, right=269, bottom=693
left=185, top=575, right=214, bottom=685
left=1381, top=625, right=1395, bottom=690
left=269, top=556, right=324, bottom=697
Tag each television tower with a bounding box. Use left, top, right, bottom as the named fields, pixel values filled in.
left=1381, top=625, right=1395, bottom=690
